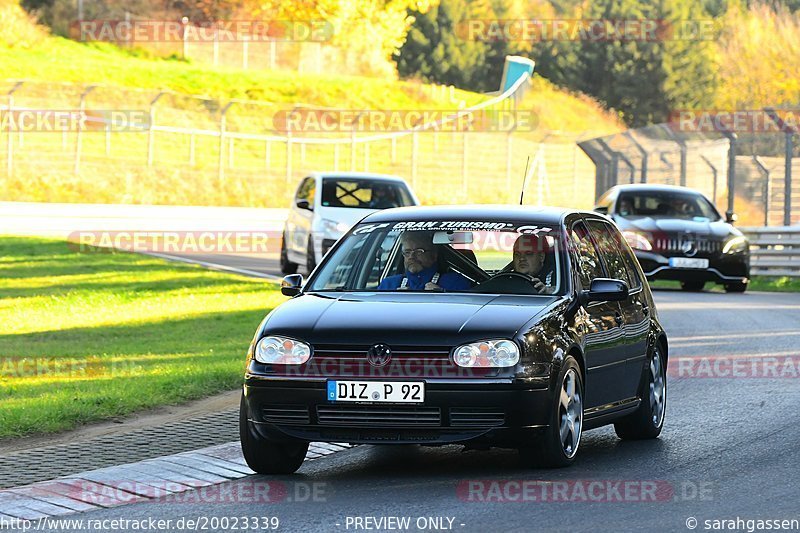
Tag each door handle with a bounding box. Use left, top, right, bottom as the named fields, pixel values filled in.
left=614, top=313, right=624, bottom=327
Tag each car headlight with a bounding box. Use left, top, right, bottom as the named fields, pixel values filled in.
left=322, top=219, right=350, bottom=235
left=453, top=340, right=520, bottom=368
left=621, top=230, right=653, bottom=251
left=254, top=336, right=311, bottom=365
left=722, top=236, right=748, bottom=254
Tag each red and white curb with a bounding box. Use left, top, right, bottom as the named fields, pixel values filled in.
left=0, top=441, right=351, bottom=522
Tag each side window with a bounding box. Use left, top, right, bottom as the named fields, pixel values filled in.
left=296, top=177, right=315, bottom=203
left=568, top=222, right=605, bottom=290
left=586, top=219, right=639, bottom=289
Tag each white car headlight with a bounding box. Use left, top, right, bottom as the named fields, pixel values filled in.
left=255, top=336, right=311, bottom=365
left=453, top=340, right=520, bottom=368
left=622, top=230, right=653, bottom=251
left=722, top=236, right=748, bottom=254
left=322, top=219, right=350, bottom=235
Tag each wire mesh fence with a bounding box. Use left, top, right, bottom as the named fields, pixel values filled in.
left=0, top=76, right=599, bottom=210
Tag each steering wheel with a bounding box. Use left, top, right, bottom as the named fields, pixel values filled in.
left=475, top=271, right=545, bottom=295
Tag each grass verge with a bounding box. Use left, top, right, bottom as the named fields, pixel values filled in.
left=0, top=236, right=282, bottom=439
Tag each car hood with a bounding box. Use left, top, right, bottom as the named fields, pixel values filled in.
left=618, top=216, right=737, bottom=238
left=261, top=292, right=558, bottom=346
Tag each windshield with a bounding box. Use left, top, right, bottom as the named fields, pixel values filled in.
left=321, top=178, right=415, bottom=209
left=307, top=220, right=565, bottom=295
left=617, top=191, right=721, bottom=221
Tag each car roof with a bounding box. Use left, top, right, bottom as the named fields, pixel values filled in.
left=611, top=184, right=704, bottom=195
left=361, top=204, right=586, bottom=225
left=310, top=171, right=408, bottom=182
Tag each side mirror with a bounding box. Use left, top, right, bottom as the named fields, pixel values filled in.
left=281, top=274, right=303, bottom=296
left=725, top=210, right=737, bottom=224
left=296, top=199, right=313, bottom=211
left=594, top=206, right=609, bottom=214
left=583, top=278, right=629, bottom=303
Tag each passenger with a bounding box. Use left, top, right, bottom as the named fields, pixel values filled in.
left=378, top=231, right=472, bottom=291
left=511, top=234, right=555, bottom=294
left=368, top=186, right=398, bottom=209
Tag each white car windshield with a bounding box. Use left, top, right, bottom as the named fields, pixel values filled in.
left=307, top=220, right=564, bottom=295
left=321, top=178, right=415, bottom=209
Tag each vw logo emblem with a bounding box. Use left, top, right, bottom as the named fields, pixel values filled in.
left=366, top=344, right=391, bottom=367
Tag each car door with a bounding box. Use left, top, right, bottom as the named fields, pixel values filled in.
left=585, top=218, right=649, bottom=400
left=568, top=220, right=628, bottom=409
left=288, top=176, right=316, bottom=257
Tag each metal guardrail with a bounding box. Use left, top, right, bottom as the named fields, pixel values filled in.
left=742, top=226, right=800, bottom=277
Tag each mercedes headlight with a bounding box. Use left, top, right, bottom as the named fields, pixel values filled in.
left=453, top=340, right=520, bottom=368
left=255, top=336, right=311, bottom=365
left=621, top=230, right=653, bottom=251
left=722, top=236, right=748, bottom=254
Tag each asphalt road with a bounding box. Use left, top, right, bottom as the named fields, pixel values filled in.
left=38, top=289, right=800, bottom=533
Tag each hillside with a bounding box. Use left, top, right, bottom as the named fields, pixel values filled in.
left=0, top=0, right=623, bottom=208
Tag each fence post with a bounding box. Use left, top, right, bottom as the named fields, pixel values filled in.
left=785, top=131, right=794, bottom=226
left=722, top=132, right=737, bottom=216
left=213, top=23, right=219, bottom=66
left=218, top=101, right=233, bottom=182
left=334, top=143, right=339, bottom=171
left=364, top=143, right=369, bottom=172
left=264, top=140, right=270, bottom=169
left=753, top=156, right=770, bottom=226
left=181, top=17, right=189, bottom=59
left=242, top=34, right=249, bottom=69
left=624, top=131, right=648, bottom=183
left=505, top=128, right=514, bottom=194
left=269, top=40, right=276, bottom=69
left=700, top=155, right=718, bottom=205
left=74, top=85, right=96, bottom=176
left=285, top=110, right=294, bottom=186
left=411, top=128, right=419, bottom=187
left=391, top=136, right=396, bottom=164
left=190, top=134, right=196, bottom=165
left=147, top=91, right=165, bottom=167
left=461, top=130, right=468, bottom=196
left=6, top=82, right=23, bottom=177
left=350, top=112, right=363, bottom=171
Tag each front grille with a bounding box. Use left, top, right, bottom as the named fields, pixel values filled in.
left=316, top=405, right=442, bottom=426
left=654, top=236, right=721, bottom=255
left=262, top=405, right=310, bottom=425
left=450, top=408, right=506, bottom=427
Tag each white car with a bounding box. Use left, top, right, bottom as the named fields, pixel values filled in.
left=280, top=172, right=419, bottom=274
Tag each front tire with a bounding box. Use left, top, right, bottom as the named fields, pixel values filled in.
left=239, top=394, right=308, bottom=474
left=680, top=281, right=705, bottom=291
left=279, top=234, right=298, bottom=275
left=520, top=355, right=583, bottom=468
left=306, top=239, right=317, bottom=274
left=724, top=281, right=748, bottom=293
left=614, top=342, right=666, bottom=440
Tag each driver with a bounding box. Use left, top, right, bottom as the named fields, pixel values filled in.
left=511, top=234, right=555, bottom=294
left=378, top=231, right=471, bottom=291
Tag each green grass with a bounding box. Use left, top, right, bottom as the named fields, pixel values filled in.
left=0, top=236, right=283, bottom=439
left=650, top=276, right=800, bottom=293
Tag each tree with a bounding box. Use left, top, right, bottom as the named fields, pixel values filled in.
left=533, top=0, right=718, bottom=126
left=396, top=0, right=490, bottom=89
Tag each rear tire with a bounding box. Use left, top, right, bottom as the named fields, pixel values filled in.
left=239, top=394, right=308, bottom=474
left=614, top=342, right=666, bottom=440
left=280, top=234, right=298, bottom=275
left=306, top=239, right=317, bottom=274
left=680, top=281, right=705, bottom=291
left=519, top=355, right=583, bottom=468
left=724, top=281, right=748, bottom=293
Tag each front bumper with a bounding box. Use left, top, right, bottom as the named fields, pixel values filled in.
left=243, top=377, right=551, bottom=447
left=635, top=250, right=749, bottom=284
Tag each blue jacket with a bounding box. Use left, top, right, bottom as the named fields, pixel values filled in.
left=378, top=265, right=471, bottom=291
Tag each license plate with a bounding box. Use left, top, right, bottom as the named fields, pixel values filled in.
left=327, top=381, right=425, bottom=403
left=669, top=257, right=709, bottom=269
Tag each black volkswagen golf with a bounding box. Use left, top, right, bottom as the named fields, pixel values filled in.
left=596, top=184, right=750, bottom=292
left=240, top=206, right=668, bottom=472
